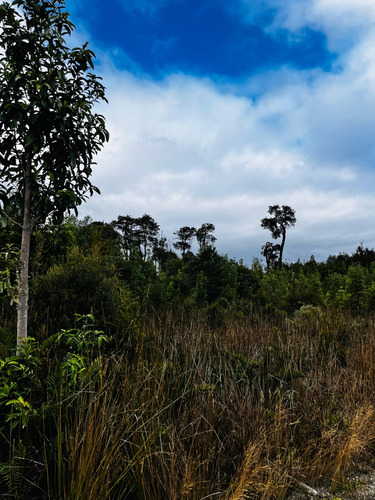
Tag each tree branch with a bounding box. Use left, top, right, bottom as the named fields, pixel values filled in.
left=0, top=209, right=23, bottom=229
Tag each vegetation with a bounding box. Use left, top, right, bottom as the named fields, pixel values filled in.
left=0, top=5, right=373, bottom=498
left=261, top=205, right=297, bottom=270
left=1, top=215, right=375, bottom=499
left=0, top=0, right=108, bottom=345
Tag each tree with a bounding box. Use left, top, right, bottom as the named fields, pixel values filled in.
left=112, top=214, right=160, bottom=260
left=112, top=215, right=138, bottom=258
left=261, top=205, right=296, bottom=270
left=136, top=214, right=160, bottom=260
left=351, top=244, right=375, bottom=268
left=0, top=0, right=109, bottom=345
left=173, top=226, right=196, bottom=260
left=261, top=241, right=280, bottom=270
left=196, top=223, right=216, bottom=251
left=152, top=234, right=173, bottom=271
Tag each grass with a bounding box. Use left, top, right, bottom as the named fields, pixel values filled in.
left=1, top=307, right=375, bottom=498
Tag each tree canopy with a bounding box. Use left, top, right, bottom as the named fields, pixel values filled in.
left=261, top=205, right=296, bottom=270
left=173, top=226, right=196, bottom=260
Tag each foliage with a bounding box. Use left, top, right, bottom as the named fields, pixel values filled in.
left=29, top=246, right=140, bottom=343
left=261, top=205, right=296, bottom=269
left=2, top=308, right=375, bottom=498
left=0, top=314, right=108, bottom=428
left=0, top=314, right=113, bottom=497
left=0, top=0, right=108, bottom=224
left=112, top=213, right=160, bottom=260
left=196, top=222, right=216, bottom=250
left=0, top=244, right=19, bottom=304
left=261, top=241, right=281, bottom=270
left=2, top=210, right=375, bottom=497
left=173, top=225, right=196, bottom=259
left=0, top=0, right=109, bottom=344
left=345, top=264, right=366, bottom=311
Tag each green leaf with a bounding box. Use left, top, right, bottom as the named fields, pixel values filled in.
left=6, top=399, right=19, bottom=406
left=0, top=214, right=7, bottom=228
left=25, top=134, right=33, bottom=146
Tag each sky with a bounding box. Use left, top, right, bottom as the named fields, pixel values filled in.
left=64, top=0, right=375, bottom=265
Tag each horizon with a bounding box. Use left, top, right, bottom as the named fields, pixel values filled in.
left=62, top=0, right=375, bottom=265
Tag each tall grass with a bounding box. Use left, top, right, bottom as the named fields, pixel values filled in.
left=2, top=307, right=375, bottom=498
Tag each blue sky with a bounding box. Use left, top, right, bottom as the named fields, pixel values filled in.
left=67, top=0, right=333, bottom=78
left=65, top=0, right=375, bottom=264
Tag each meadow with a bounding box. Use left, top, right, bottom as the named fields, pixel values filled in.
left=0, top=307, right=375, bottom=499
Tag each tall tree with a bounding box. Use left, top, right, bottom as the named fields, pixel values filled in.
left=173, top=226, right=196, bottom=260
left=112, top=215, right=138, bottom=258
left=196, top=223, right=216, bottom=251
left=136, top=214, right=160, bottom=260
left=0, top=0, right=109, bottom=345
left=112, top=214, right=159, bottom=260
left=261, top=205, right=296, bottom=270
left=152, top=234, right=170, bottom=270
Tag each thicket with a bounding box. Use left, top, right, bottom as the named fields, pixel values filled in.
left=0, top=217, right=375, bottom=499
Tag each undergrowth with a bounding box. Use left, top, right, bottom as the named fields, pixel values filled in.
left=1, top=308, right=375, bottom=498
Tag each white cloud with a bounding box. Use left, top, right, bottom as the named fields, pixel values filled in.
left=249, top=0, right=375, bottom=52
left=77, top=1, right=375, bottom=263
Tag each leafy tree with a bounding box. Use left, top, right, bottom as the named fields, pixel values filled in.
left=30, top=247, right=140, bottom=342
left=351, top=244, right=375, bottom=268
left=290, top=270, right=324, bottom=309
left=112, top=215, right=138, bottom=258
left=324, top=272, right=346, bottom=302
left=261, top=205, right=296, bottom=270
left=187, top=246, right=236, bottom=304
left=345, top=264, right=366, bottom=311
left=236, top=261, right=263, bottom=302
left=135, top=214, right=160, bottom=260
left=196, top=223, right=216, bottom=251
left=321, top=252, right=351, bottom=277
left=112, top=214, right=159, bottom=260
left=0, top=0, right=109, bottom=344
left=261, top=241, right=280, bottom=270
left=260, top=269, right=292, bottom=314
left=173, top=226, right=196, bottom=260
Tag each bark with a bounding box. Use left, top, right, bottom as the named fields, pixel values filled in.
left=279, top=227, right=286, bottom=270
left=17, top=158, right=32, bottom=347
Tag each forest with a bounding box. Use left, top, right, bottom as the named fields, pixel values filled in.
left=1, top=214, right=375, bottom=499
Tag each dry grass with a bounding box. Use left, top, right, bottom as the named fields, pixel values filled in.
left=6, top=308, right=375, bottom=499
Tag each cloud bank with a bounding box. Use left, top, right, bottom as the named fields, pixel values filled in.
left=77, top=0, right=375, bottom=264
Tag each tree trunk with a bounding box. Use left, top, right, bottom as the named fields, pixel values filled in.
left=279, top=227, right=286, bottom=270
left=17, top=159, right=32, bottom=347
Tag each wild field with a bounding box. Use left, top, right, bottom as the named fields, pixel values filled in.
left=1, top=307, right=375, bottom=499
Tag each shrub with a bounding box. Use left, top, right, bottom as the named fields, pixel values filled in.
left=29, top=247, right=140, bottom=344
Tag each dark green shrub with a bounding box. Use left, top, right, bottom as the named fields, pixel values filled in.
left=29, top=247, right=140, bottom=344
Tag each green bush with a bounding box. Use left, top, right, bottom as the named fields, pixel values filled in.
left=29, top=247, right=140, bottom=344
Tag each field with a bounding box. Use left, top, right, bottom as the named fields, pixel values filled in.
left=1, top=306, right=375, bottom=499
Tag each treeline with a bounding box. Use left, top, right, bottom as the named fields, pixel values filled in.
left=2, top=215, right=375, bottom=498
left=1, top=214, right=375, bottom=346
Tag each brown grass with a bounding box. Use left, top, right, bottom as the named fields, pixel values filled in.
left=11, top=308, right=375, bottom=499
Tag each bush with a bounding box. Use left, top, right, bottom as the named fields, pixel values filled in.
left=29, top=247, right=140, bottom=344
